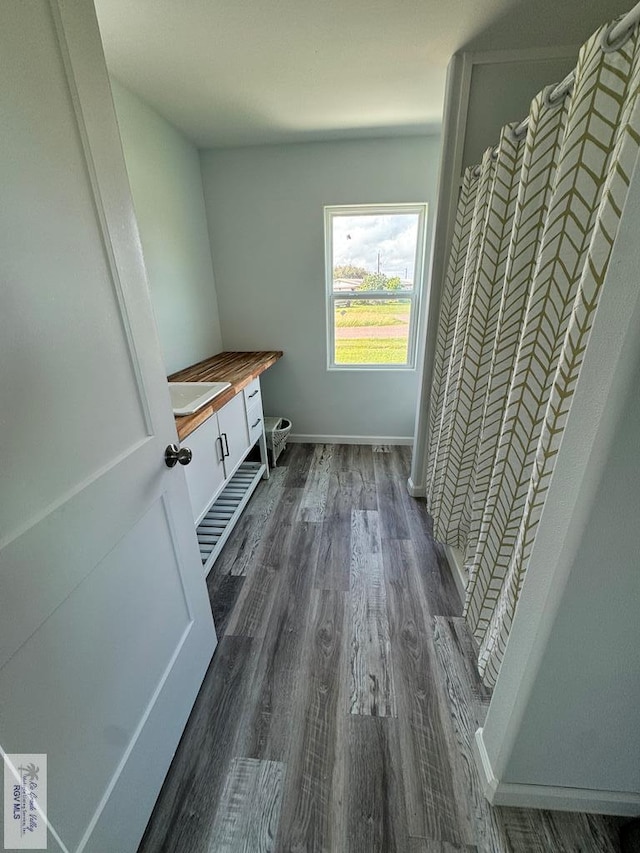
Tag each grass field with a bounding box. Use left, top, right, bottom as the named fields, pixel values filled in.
left=335, top=337, right=409, bottom=364
left=334, top=301, right=410, bottom=327
left=334, top=300, right=411, bottom=364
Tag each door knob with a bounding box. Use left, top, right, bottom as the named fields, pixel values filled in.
left=165, top=444, right=193, bottom=468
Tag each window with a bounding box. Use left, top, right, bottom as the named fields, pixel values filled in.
left=324, top=204, right=427, bottom=369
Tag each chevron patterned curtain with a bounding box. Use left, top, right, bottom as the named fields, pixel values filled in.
left=426, top=18, right=640, bottom=687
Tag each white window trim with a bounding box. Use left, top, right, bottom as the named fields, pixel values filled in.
left=324, top=203, right=428, bottom=371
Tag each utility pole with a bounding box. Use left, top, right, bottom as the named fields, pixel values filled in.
left=377, top=251, right=381, bottom=274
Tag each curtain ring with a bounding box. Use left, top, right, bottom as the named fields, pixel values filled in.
left=542, top=83, right=568, bottom=111
left=491, top=146, right=499, bottom=161
left=507, top=120, right=527, bottom=144
left=601, top=17, right=636, bottom=53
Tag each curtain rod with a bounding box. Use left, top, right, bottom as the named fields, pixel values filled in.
left=510, top=70, right=575, bottom=140
left=472, top=1, right=640, bottom=177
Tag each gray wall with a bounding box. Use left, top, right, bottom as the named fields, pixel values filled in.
left=463, top=56, right=576, bottom=168
left=111, top=79, right=222, bottom=374
left=200, top=136, right=441, bottom=439
left=503, top=347, right=640, bottom=793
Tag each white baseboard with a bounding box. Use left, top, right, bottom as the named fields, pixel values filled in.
left=407, top=477, right=426, bottom=497
left=288, top=434, right=413, bottom=446
left=474, top=727, right=640, bottom=816
left=443, top=544, right=467, bottom=602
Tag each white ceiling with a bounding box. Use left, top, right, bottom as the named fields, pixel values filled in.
left=94, top=0, right=632, bottom=148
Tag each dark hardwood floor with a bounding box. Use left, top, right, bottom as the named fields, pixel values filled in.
left=138, top=444, right=624, bottom=853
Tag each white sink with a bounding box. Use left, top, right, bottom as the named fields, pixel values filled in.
left=168, top=381, right=232, bottom=415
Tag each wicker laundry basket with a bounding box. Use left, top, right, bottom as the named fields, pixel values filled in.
left=264, top=417, right=292, bottom=467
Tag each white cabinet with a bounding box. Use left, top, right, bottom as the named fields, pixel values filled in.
left=183, top=391, right=254, bottom=524
left=243, top=377, right=262, bottom=411
left=243, top=377, right=268, bottom=471
left=217, top=391, right=250, bottom=478
left=182, top=378, right=272, bottom=571
left=247, top=409, right=264, bottom=446
left=183, top=415, right=226, bottom=524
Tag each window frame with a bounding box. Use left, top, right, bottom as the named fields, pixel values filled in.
left=324, top=203, right=428, bottom=371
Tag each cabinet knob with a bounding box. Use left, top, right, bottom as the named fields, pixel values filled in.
left=165, top=444, right=193, bottom=468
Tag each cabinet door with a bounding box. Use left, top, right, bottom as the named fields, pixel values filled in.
left=218, top=392, right=251, bottom=478
left=243, top=377, right=262, bottom=410
left=183, top=416, right=226, bottom=523
left=247, top=405, right=264, bottom=447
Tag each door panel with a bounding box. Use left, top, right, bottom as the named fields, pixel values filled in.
left=0, top=439, right=160, bottom=671
left=0, top=498, right=192, bottom=850
left=1, top=0, right=149, bottom=538
left=0, top=2, right=216, bottom=851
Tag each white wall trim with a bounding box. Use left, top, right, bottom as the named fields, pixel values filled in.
left=469, top=45, right=579, bottom=65
left=288, top=434, right=413, bottom=446
left=410, top=53, right=472, bottom=494
left=443, top=544, right=467, bottom=603
left=406, top=477, right=426, bottom=497
left=474, top=728, right=640, bottom=816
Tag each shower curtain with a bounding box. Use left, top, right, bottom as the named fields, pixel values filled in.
left=426, top=18, right=640, bottom=687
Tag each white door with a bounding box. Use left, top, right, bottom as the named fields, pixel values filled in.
left=0, top=2, right=216, bottom=851
left=218, top=394, right=251, bottom=478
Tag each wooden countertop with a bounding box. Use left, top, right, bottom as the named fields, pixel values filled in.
left=169, top=351, right=283, bottom=440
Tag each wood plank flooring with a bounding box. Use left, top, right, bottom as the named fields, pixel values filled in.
left=138, top=444, right=624, bottom=853
left=349, top=509, right=396, bottom=717
left=210, top=758, right=284, bottom=852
